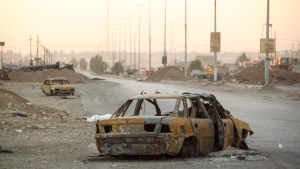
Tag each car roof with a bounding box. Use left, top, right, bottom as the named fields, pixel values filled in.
left=128, top=92, right=211, bottom=100
left=45, top=77, right=67, bottom=80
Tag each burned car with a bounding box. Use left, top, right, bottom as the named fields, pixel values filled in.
left=95, top=92, right=253, bottom=157
left=42, top=77, right=75, bottom=96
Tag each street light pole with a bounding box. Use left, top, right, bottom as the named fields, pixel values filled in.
left=184, top=0, right=187, bottom=77
left=129, top=15, right=132, bottom=70
left=123, top=20, right=127, bottom=65
left=264, top=0, right=270, bottom=86
left=149, top=0, right=152, bottom=72
left=139, top=5, right=141, bottom=70
left=28, top=36, right=33, bottom=65
left=213, top=0, right=218, bottom=82
left=106, top=0, right=109, bottom=71
left=136, top=3, right=143, bottom=71
left=164, top=0, right=167, bottom=68
left=119, top=27, right=121, bottom=63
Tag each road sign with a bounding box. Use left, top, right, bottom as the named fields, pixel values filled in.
left=0, top=42, right=5, bottom=46
left=260, top=38, right=275, bottom=53
left=210, top=32, right=221, bottom=53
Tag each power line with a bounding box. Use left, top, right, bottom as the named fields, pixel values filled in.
left=277, top=38, right=300, bottom=42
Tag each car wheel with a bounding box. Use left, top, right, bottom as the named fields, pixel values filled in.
left=179, top=138, right=198, bottom=158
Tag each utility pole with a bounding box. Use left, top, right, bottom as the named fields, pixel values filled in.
left=123, top=19, right=127, bottom=65
left=163, top=0, right=167, bottom=68
left=297, top=43, right=300, bottom=59
left=274, top=30, right=277, bottom=65
left=136, top=3, right=143, bottom=71
left=149, top=0, right=152, bottom=72
left=134, top=33, right=136, bottom=70
left=213, top=0, right=218, bottom=82
left=36, top=35, right=40, bottom=65
left=170, top=22, right=174, bottom=65
left=119, top=27, right=121, bottom=63
left=264, top=0, right=270, bottom=86
left=106, top=0, right=109, bottom=71
left=185, top=0, right=187, bottom=77
left=112, top=32, right=115, bottom=66
left=129, top=14, right=132, bottom=70
left=43, top=46, right=46, bottom=65
left=28, top=36, right=33, bottom=65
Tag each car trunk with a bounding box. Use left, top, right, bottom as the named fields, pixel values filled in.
left=94, top=116, right=178, bottom=155
left=96, top=116, right=164, bottom=137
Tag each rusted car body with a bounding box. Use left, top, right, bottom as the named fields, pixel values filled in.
left=95, top=92, right=253, bottom=157
left=42, top=77, right=75, bottom=96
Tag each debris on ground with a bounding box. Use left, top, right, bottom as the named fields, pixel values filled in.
left=230, top=64, right=300, bottom=85
left=86, top=114, right=112, bottom=122
left=286, top=92, right=300, bottom=101
left=5, top=69, right=90, bottom=83
left=147, top=66, right=193, bottom=82
left=0, top=88, right=71, bottom=130
left=207, top=147, right=267, bottom=162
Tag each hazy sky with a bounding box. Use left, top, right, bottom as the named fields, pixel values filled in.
left=1, top=0, right=300, bottom=55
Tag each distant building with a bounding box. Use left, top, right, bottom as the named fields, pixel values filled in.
left=195, top=55, right=214, bottom=66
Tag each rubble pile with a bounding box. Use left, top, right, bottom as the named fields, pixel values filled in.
left=0, top=88, right=70, bottom=130
left=147, top=66, right=192, bottom=82
left=6, top=69, right=90, bottom=83
left=231, top=64, right=300, bottom=85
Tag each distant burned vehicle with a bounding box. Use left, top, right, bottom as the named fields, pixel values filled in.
left=95, top=92, right=253, bottom=157
left=42, top=77, right=75, bottom=96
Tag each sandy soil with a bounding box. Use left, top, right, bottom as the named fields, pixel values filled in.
left=0, top=78, right=299, bottom=169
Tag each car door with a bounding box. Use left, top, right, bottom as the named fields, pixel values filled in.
left=188, top=98, right=215, bottom=154
left=43, top=80, right=51, bottom=95
left=208, top=96, right=234, bottom=149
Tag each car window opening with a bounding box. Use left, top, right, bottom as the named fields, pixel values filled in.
left=160, top=124, right=172, bottom=133
left=104, top=125, right=112, bottom=133
left=144, top=124, right=156, bottom=132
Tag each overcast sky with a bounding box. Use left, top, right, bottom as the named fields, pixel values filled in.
left=1, top=0, right=300, bottom=55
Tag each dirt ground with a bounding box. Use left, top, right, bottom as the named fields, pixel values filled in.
left=0, top=81, right=95, bottom=169
left=230, top=64, right=300, bottom=85
left=6, top=69, right=90, bottom=83
left=147, top=66, right=193, bottom=82
left=1, top=69, right=299, bottom=168
left=0, top=80, right=269, bottom=169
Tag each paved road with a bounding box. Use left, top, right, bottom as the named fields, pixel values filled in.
left=78, top=72, right=300, bottom=168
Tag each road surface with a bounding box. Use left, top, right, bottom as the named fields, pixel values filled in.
left=77, top=72, right=300, bottom=168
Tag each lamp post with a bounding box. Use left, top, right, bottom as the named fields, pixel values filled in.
left=106, top=0, right=109, bottom=71
left=119, top=26, right=121, bottom=63
left=184, top=0, right=187, bottom=77
left=210, top=0, right=220, bottom=82
left=28, top=36, right=33, bottom=66
left=136, top=3, right=143, bottom=71
left=149, top=0, right=152, bottom=72
left=128, top=12, right=133, bottom=70
left=264, top=0, right=270, bottom=86
left=213, top=0, right=217, bottom=82
left=163, top=0, right=167, bottom=68
left=122, top=19, right=127, bottom=65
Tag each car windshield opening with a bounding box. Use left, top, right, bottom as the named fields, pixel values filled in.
left=116, top=98, right=178, bottom=117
